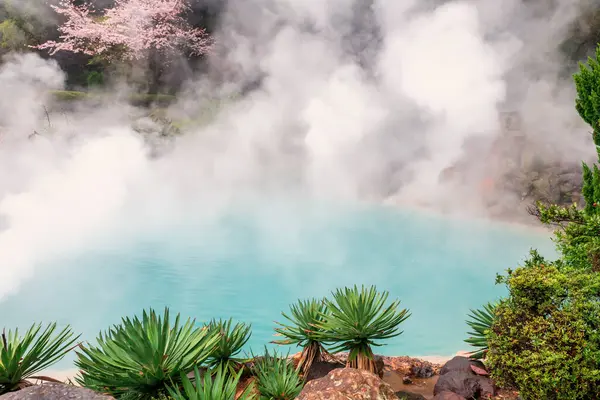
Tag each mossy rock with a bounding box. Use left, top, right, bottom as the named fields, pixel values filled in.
left=48, top=91, right=177, bottom=107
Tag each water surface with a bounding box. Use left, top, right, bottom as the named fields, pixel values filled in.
left=0, top=202, right=555, bottom=368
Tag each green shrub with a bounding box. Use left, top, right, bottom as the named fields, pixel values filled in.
left=168, top=366, right=255, bottom=400
left=252, top=348, right=303, bottom=400
left=487, top=251, right=600, bottom=400
left=86, top=71, right=104, bottom=87
left=317, top=285, right=410, bottom=373
left=464, top=301, right=498, bottom=360
left=273, top=298, right=330, bottom=375
left=75, top=308, right=219, bottom=400
left=0, top=323, right=79, bottom=394
left=205, top=319, right=251, bottom=376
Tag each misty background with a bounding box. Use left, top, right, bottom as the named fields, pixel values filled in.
left=0, top=0, right=598, bottom=300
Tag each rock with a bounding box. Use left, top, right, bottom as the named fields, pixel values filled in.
left=395, top=391, right=427, bottom=400
left=439, top=357, right=485, bottom=376
left=305, top=360, right=345, bottom=382
left=435, top=357, right=495, bottom=399
left=382, top=356, right=440, bottom=378
left=402, top=376, right=413, bottom=384
left=0, top=383, right=114, bottom=399
left=434, top=371, right=481, bottom=398
left=470, top=364, right=489, bottom=376
left=432, top=391, right=467, bottom=400
left=296, top=368, right=397, bottom=400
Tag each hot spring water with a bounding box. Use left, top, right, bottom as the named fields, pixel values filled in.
left=0, top=201, right=554, bottom=369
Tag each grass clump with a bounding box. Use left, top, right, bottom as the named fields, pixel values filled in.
left=252, top=348, right=303, bottom=400
left=168, top=366, right=255, bottom=400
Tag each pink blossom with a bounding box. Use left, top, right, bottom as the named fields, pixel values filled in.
left=34, top=0, right=212, bottom=61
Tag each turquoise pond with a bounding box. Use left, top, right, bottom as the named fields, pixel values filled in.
left=0, top=201, right=555, bottom=368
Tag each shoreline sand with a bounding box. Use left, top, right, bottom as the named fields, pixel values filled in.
left=40, top=351, right=468, bottom=383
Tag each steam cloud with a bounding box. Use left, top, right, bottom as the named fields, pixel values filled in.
left=0, top=0, right=595, bottom=299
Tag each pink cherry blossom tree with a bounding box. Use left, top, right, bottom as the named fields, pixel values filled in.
left=35, top=0, right=212, bottom=63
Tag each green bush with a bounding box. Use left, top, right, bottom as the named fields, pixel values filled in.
left=487, top=251, right=600, bottom=400
left=86, top=71, right=104, bottom=87
left=0, top=323, right=79, bottom=394
left=75, top=308, right=219, bottom=400
left=273, top=298, right=330, bottom=375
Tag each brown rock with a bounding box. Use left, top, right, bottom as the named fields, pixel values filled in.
left=0, top=383, right=114, bottom=399
left=382, top=356, right=440, bottom=378
left=435, top=357, right=495, bottom=399
left=296, top=368, right=397, bottom=400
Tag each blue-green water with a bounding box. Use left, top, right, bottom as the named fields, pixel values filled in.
left=0, top=202, right=555, bottom=368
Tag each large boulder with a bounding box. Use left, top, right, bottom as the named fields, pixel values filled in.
left=0, top=383, right=114, bottom=399
left=296, top=368, right=397, bottom=400
left=434, top=357, right=495, bottom=399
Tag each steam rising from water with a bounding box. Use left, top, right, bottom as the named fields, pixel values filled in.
left=0, top=0, right=594, bottom=299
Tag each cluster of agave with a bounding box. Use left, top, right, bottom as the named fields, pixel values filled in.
left=0, top=285, right=410, bottom=400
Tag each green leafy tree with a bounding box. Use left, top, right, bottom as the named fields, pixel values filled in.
left=487, top=42, right=600, bottom=399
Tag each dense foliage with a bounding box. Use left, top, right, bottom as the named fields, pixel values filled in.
left=485, top=43, right=600, bottom=399
left=0, top=323, right=79, bottom=394
left=487, top=252, right=600, bottom=399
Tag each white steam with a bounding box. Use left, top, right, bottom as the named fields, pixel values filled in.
left=0, top=0, right=594, bottom=299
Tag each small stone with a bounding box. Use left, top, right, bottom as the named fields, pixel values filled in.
left=402, top=376, right=413, bottom=384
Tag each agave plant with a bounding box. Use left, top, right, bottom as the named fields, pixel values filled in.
left=272, top=298, right=330, bottom=376
left=75, top=307, right=219, bottom=400
left=252, top=348, right=303, bottom=400
left=318, top=285, right=410, bottom=373
left=0, top=323, right=79, bottom=394
left=465, top=301, right=498, bottom=360
left=167, top=365, right=255, bottom=400
left=205, top=319, right=252, bottom=376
